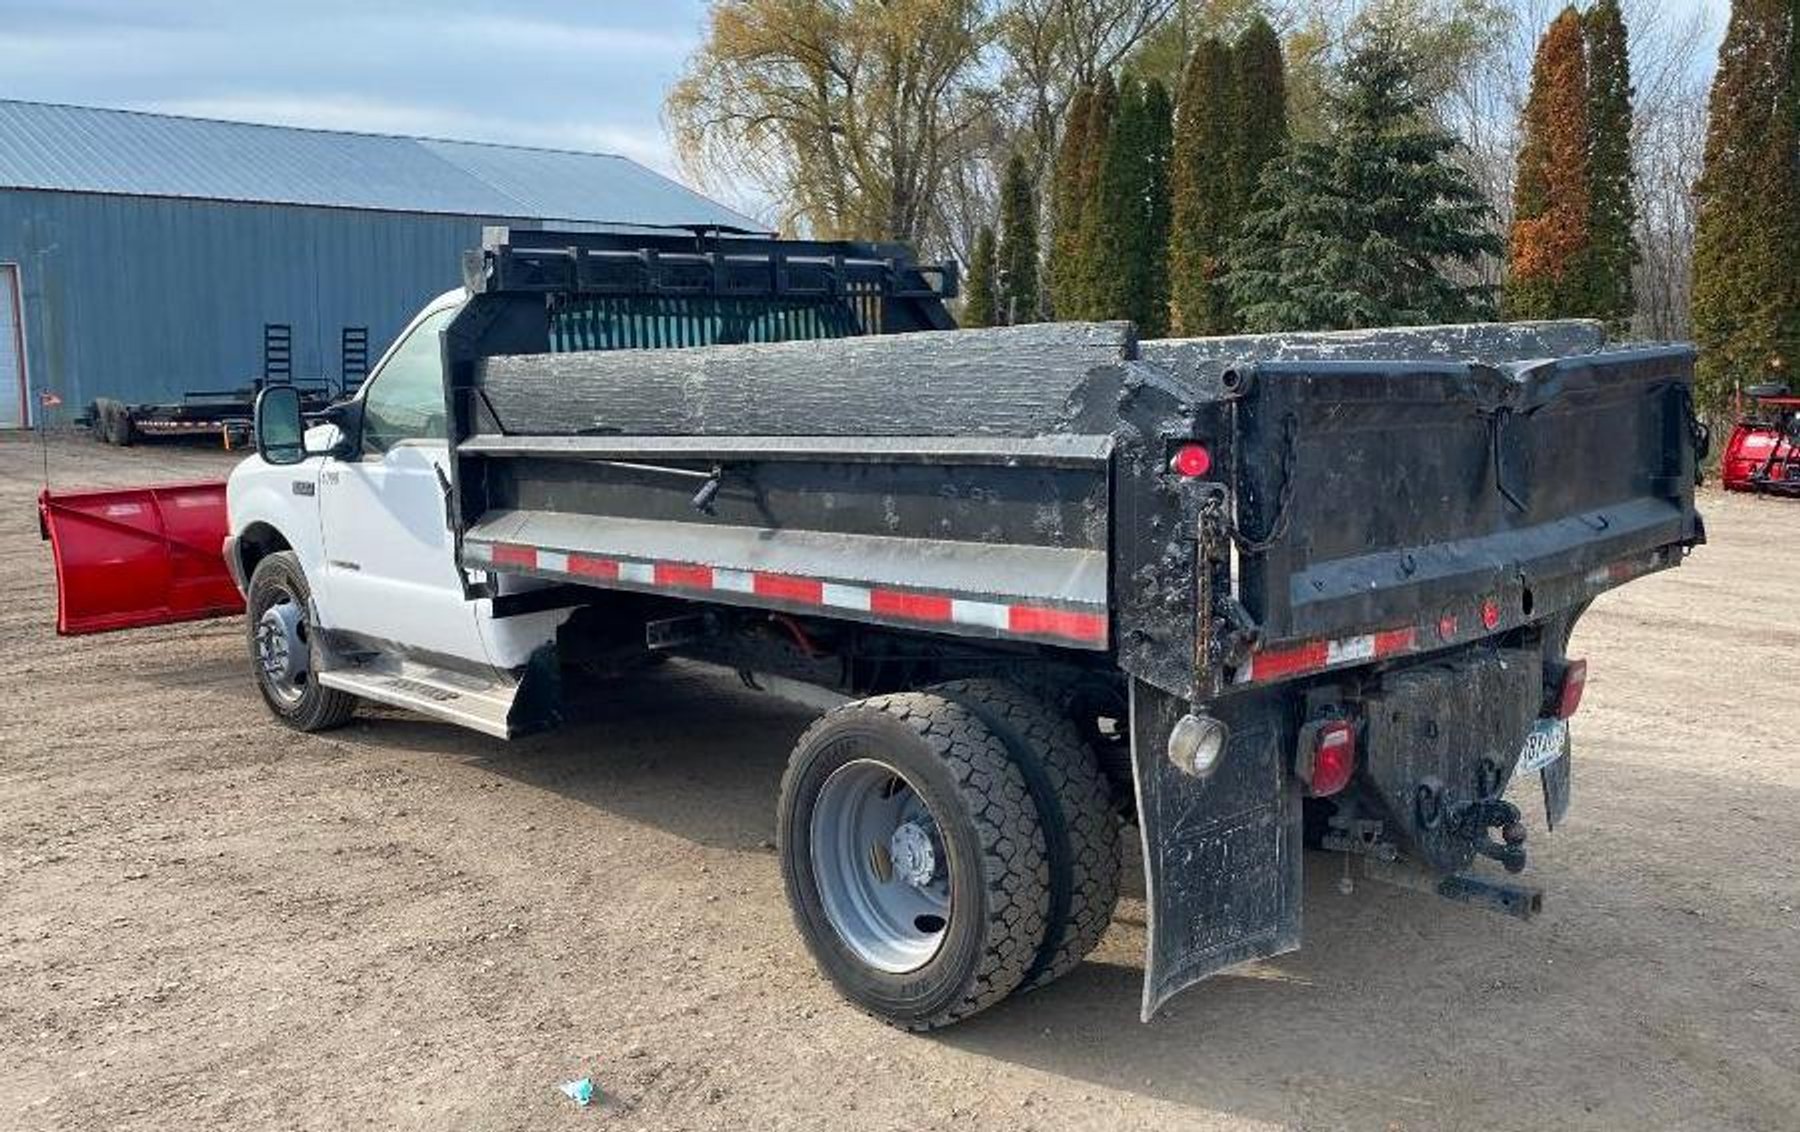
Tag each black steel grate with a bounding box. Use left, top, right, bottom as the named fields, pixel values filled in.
left=548, top=295, right=863, bottom=352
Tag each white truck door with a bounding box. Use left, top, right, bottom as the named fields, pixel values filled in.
left=315, top=304, right=489, bottom=664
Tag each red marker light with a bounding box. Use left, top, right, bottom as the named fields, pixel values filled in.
left=1305, top=720, right=1357, bottom=797
left=1170, top=444, right=1213, bottom=478
left=1552, top=658, right=1587, bottom=719
left=1437, top=610, right=1459, bottom=641
left=1481, top=597, right=1502, bottom=631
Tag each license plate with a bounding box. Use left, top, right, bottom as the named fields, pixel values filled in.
left=1516, top=718, right=1569, bottom=776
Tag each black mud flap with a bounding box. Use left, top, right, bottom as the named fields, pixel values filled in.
left=1129, top=679, right=1302, bottom=1020
left=1542, top=740, right=1572, bottom=830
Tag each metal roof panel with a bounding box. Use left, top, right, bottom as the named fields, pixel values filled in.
left=0, top=100, right=754, bottom=228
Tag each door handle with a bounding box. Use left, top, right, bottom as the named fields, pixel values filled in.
left=432, top=464, right=454, bottom=530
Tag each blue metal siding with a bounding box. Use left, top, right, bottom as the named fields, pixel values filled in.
left=0, top=188, right=529, bottom=416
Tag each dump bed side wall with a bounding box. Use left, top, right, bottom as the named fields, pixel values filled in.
left=446, top=317, right=1170, bottom=652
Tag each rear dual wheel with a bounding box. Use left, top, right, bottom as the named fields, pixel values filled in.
left=778, top=683, right=1120, bottom=1029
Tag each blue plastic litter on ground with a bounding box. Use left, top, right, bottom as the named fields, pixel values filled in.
left=559, top=1077, right=595, bottom=1106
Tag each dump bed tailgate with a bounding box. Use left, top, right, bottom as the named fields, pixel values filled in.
left=1227, top=346, right=1701, bottom=664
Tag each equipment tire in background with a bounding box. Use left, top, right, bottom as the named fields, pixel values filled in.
left=246, top=551, right=356, bottom=732
left=930, top=678, right=1122, bottom=993
left=95, top=398, right=133, bottom=447
left=778, top=692, right=1050, bottom=1030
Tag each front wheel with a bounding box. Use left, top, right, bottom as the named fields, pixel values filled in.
left=246, top=551, right=356, bottom=732
left=778, top=692, right=1050, bottom=1030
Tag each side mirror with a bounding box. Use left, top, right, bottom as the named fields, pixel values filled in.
left=254, top=386, right=308, bottom=466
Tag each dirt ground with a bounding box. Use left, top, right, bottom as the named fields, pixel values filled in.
left=1, top=431, right=1796, bottom=1132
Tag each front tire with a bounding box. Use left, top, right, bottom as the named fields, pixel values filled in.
left=246, top=551, right=356, bottom=732
left=779, top=692, right=1050, bottom=1030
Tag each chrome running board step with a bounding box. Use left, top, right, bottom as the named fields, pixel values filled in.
left=318, top=657, right=519, bottom=738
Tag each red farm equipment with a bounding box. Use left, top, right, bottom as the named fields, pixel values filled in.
left=1721, top=383, right=1800, bottom=496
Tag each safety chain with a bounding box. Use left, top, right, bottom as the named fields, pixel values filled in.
left=1229, top=411, right=1300, bottom=554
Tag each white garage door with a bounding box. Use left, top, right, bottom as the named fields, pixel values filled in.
left=0, top=265, right=24, bottom=428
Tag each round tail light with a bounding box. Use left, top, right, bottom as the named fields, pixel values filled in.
left=1170, top=444, right=1213, bottom=478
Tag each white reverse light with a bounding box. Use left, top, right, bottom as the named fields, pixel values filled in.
left=1167, top=713, right=1230, bottom=779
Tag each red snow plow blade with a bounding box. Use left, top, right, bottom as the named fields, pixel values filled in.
left=1722, top=387, right=1800, bottom=495
left=37, top=481, right=243, bottom=635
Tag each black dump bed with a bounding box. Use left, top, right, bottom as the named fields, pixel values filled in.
left=442, top=228, right=1704, bottom=704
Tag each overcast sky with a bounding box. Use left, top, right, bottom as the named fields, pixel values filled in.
left=0, top=2, right=712, bottom=170
left=0, top=0, right=1730, bottom=197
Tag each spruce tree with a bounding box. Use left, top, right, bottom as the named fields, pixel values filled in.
left=1226, top=24, right=1502, bottom=331
left=963, top=224, right=1000, bottom=328
left=1693, top=0, right=1800, bottom=413
left=997, top=152, right=1040, bottom=324
left=1170, top=38, right=1238, bottom=335
left=1584, top=0, right=1638, bottom=333
left=1073, top=72, right=1120, bottom=319
left=1048, top=84, right=1095, bottom=319
left=1505, top=8, right=1594, bottom=321
left=1229, top=16, right=1289, bottom=228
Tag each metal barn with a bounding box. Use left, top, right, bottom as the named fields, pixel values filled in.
left=0, top=99, right=754, bottom=428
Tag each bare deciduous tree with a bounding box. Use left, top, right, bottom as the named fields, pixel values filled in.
left=667, top=0, right=998, bottom=255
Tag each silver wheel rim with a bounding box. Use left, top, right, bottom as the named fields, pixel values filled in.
left=254, top=586, right=311, bottom=707
left=810, top=759, right=952, bottom=973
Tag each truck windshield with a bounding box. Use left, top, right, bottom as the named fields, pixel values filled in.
left=550, top=295, right=865, bottom=352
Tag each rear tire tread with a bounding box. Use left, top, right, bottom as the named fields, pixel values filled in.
left=930, top=679, right=1123, bottom=993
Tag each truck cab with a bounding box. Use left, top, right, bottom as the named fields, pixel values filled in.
left=227, top=288, right=569, bottom=733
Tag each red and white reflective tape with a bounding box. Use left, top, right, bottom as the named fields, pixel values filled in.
left=468, top=541, right=1108, bottom=648
left=1241, top=626, right=1418, bottom=684
left=1241, top=551, right=1672, bottom=685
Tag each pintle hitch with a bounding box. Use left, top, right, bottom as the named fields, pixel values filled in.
left=1416, top=778, right=1531, bottom=874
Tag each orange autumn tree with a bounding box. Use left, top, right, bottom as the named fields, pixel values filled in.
left=1505, top=7, right=1594, bottom=320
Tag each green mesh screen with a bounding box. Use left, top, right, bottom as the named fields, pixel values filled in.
left=549, top=295, right=865, bottom=352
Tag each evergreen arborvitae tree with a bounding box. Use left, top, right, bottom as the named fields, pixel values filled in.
left=1091, top=76, right=1175, bottom=335
left=1092, top=75, right=1147, bottom=323
left=1073, top=72, right=1120, bottom=319
left=1170, top=38, right=1238, bottom=335
left=1048, top=84, right=1095, bottom=318
left=1140, top=78, right=1175, bottom=338
left=1693, top=0, right=1800, bottom=413
left=997, top=152, right=1040, bottom=323
left=1584, top=0, right=1638, bottom=333
left=1505, top=8, right=1594, bottom=321
left=1228, top=16, right=1289, bottom=230
left=963, top=224, right=1000, bottom=328
left=1226, top=24, right=1502, bottom=331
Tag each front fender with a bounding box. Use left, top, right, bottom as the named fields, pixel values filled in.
left=227, top=455, right=330, bottom=619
